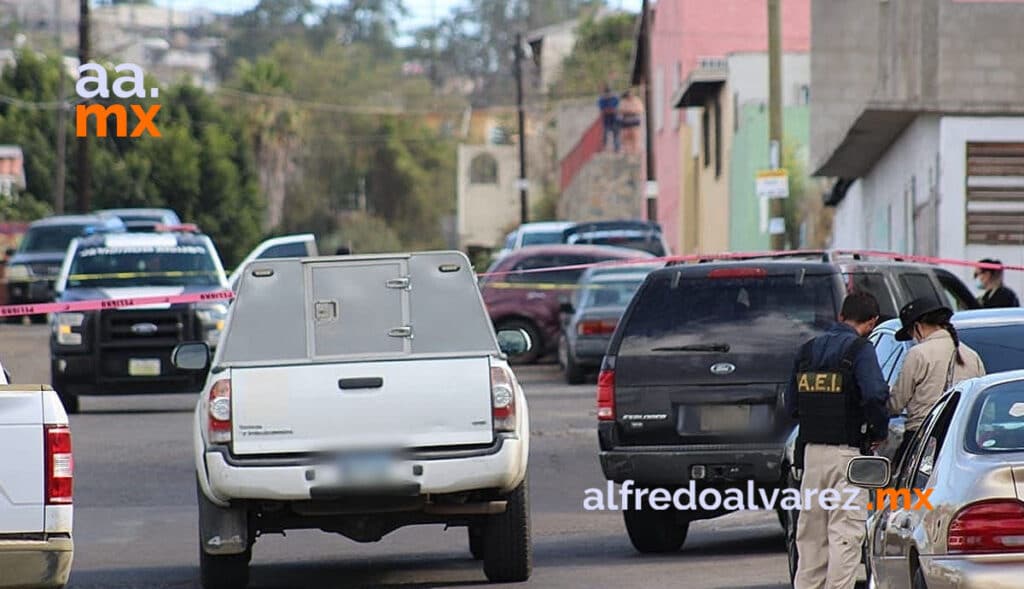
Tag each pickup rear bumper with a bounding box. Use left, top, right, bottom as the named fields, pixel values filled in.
left=0, top=535, right=73, bottom=589
left=202, top=436, right=527, bottom=503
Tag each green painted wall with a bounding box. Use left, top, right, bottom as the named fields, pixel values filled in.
left=728, top=105, right=810, bottom=252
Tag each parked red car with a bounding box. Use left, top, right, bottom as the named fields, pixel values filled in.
left=480, top=244, right=654, bottom=363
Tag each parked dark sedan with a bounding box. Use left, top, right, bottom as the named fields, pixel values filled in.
left=557, top=262, right=662, bottom=383
left=782, top=307, right=1024, bottom=581
left=4, top=214, right=125, bottom=321
left=480, top=244, right=654, bottom=364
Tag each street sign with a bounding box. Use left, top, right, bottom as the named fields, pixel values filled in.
left=768, top=217, right=786, bottom=235
left=756, top=169, right=789, bottom=199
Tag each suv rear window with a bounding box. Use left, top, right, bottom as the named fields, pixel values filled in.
left=620, top=271, right=837, bottom=352
left=845, top=272, right=897, bottom=320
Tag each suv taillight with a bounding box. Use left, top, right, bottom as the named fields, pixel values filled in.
left=208, top=379, right=232, bottom=444
left=948, top=500, right=1024, bottom=554
left=490, top=365, right=517, bottom=433
left=597, top=356, right=616, bottom=421
left=45, top=425, right=73, bottom=505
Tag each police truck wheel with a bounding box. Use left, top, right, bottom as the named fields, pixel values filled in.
left=623, top=504, right=688, bottom=553
left=482, top=480, right=532, bottom=582
left=52, top=378, right=79, bottom=414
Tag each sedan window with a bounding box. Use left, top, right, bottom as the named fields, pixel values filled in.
left=969, top=382, right=1024, bottom=453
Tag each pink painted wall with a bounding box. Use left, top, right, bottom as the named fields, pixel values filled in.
left=648, top=0, right=810, bottom=250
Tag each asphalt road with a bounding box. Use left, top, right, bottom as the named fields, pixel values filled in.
left=2, top=324, right=792, bottom=589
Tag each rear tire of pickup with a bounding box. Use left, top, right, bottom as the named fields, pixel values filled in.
left=199, top=547, right=250, bottom=589
left=197, top=481, right=250, bottom=589
left=623, top=504, right=688, bottom=554
left=497, top=319, right=542, bottom=365
left=482, top=480, right=532, bottom=583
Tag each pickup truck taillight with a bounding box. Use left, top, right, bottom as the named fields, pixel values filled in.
left=208, top=379, right=232, bottom=444
left=596, top=356, right=616, bottom=421
left=45, top=425, right=73, bottom=504
left=490, top=365, right=516, bottom=432
left=948, top=499, right=1024, bottom=553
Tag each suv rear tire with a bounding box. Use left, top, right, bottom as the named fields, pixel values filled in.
left=468, top=524, right=485, bottom=560
left=623, top=504, right=688, bottom=553
left=497, top=319, right=542, bottom=365
left=482, top=480, right=532, bottom=582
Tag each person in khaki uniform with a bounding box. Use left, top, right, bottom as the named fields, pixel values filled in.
left=785, top=292, right=890, bottom=589
left=889, top=297, right=985, bottom=466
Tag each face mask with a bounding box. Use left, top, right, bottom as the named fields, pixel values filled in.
left=976, top=280, right=987, bottom=291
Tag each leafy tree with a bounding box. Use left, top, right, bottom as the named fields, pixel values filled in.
left=554, top=12, right=637, bottom=99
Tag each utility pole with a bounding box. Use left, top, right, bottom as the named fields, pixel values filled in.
left=76, top=0, right=91, bottom=213
left=514, top=32, right=528, bottom=225
left=54, top=0, right=66, bottom=214
left=767, top=0, right=785, bottom=250
left=641, top=0, right=657, bottom=222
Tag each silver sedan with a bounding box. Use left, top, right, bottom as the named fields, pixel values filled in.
left=861, top=370, right=1024, bottom=589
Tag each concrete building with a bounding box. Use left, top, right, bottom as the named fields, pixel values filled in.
left=814, top=0, right=1024, bottom=294
left=456, top=144, right=525, bottom=250
left=635, top=0, right=810, bottom=252
left=674, top=52, right=810, bottom=253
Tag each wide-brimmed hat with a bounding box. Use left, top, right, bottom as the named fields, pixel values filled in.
left=895, top=297, right=954, bottom=341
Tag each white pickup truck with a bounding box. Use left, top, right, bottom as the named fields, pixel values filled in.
left=176, top=252, right=532, bottom=588
left=0, top=365, right=74, bottom=589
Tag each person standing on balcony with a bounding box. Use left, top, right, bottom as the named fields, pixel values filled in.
left=597, top=85, right=621, bottom=152
left=619, top=89, right=644, bottom=155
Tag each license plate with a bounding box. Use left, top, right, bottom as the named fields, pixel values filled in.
left=700, top=406, right=750, bottom=432
left=336, top=453, right=395, bottom=486
left=128, top=358, right=161, bottom=377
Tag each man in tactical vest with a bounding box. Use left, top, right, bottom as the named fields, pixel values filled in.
left=785, top=292, right=890, bottom=589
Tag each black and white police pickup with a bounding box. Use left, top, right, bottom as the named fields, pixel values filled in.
left=0, top=363, right=74, bottom=589
left=176, top=252, right=532, bottom=588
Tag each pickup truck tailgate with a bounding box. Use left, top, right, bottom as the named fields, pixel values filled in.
left=231, top=356, right=494, bottom=455
left=0, top=390, right=44, bottom=533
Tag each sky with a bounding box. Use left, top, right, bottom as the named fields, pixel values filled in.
left=157, top=0, right=643, bottom=32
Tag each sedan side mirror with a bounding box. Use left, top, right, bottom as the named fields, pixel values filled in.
left=846, top=456, right=891, bottom=488
left=496, top=328, right=532, bottom=357
left=172, top=342, right=211, bottom=371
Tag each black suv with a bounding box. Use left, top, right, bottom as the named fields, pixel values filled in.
left=597, top=251, right=978, bottom=553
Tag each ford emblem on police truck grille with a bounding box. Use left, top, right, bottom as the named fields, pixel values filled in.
left=710, top=362, right=736, bottom=376
left=131, top=322, right=159, bottom=336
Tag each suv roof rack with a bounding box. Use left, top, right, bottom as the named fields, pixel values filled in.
left=667, top=249, right=913, bottom=266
